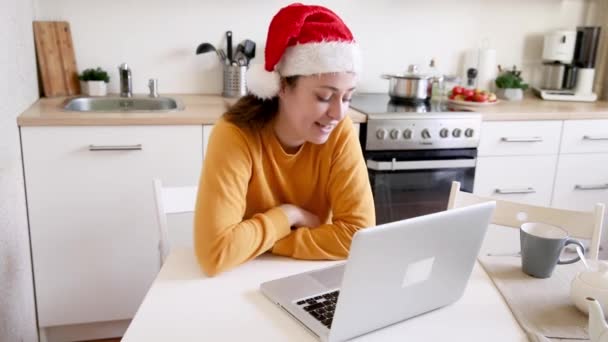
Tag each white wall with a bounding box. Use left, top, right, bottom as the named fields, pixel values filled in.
left=34, top=0, right=589, bottom=95
left=0, top=0, right=39, bottom=341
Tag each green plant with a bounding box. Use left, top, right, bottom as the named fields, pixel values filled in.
left=79, top=67, right=110, bottom=83
left=495, top=65, right=528, bottom=90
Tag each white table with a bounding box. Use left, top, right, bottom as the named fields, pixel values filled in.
left=123, top=224, right=528, bottom=341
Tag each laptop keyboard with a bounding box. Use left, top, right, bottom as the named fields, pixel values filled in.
left=295, top=290, right=340, bottom=329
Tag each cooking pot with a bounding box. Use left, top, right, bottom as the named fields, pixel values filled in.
left=382, top=65, right=435, bottom=102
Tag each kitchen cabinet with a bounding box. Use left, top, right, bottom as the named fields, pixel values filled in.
left=21, top=125, right=202, bottom=339
left=474, top=121, right=562, bottom=206
left=552, top=120, right=608, bottom=242
left=474, top=155, right=557, bottom=206
left=478, top=121, right=562, bottom=156
left=475, top=118, right=608, bottom=246
left=552, top=153, right=608, bottom=211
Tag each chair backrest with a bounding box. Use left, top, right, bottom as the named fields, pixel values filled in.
left=153, top=179, right=198, bottom=264
left=447, top=181, right=605, bottom=260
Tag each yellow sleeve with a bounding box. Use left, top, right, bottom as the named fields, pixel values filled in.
left=194, top=119, right=291, bottom=276
left=271, top=117, right=376, bottom=259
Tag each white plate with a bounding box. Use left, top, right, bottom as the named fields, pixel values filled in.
left=447, top=99, right=500, bottom=107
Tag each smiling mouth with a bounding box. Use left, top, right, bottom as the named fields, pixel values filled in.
left=315, top=122, right=335, bottom=132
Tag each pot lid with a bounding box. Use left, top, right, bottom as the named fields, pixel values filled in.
left=383, top=64, right=432, bottom=80
left=579, top=261, right=608, bottom=290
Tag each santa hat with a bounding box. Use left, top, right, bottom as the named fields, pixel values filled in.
left=246, top=3, right=361, bottom=99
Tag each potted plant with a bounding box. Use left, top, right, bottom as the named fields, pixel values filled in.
left=79, top=67, right=110, bottom=96
left=495, top=65, right=528, bottom=101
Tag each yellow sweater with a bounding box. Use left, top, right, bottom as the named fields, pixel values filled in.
left=194, top=116, right=375, bottom=276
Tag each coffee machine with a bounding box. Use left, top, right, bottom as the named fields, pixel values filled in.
left=536, top=26, right=602, bottom=102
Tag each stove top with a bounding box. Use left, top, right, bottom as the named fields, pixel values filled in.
left=351, top=93, right=482, bottom=151
left=350, top=93, right=469, bottom=115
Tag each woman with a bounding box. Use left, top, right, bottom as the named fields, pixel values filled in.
left=194, top=3, right=375, bottom=276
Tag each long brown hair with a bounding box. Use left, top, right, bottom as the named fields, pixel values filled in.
left=223, top=76, right=299, bottom=130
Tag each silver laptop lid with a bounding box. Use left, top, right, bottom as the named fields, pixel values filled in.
left=328, top=202, right=495, bottom=342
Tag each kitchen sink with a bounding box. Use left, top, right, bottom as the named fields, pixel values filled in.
left=63, top=96, right=184, bottom=112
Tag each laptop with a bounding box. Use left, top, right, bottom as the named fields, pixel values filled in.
left=260, top=201, right=495, bottom=342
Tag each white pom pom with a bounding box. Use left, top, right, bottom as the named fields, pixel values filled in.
left=246, top=63, right=280, bottom=100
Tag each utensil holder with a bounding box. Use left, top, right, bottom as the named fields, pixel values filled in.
left=223, top=65, right=247, bottom=98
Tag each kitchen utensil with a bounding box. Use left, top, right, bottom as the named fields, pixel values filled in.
left=243, top=39, right=256, bottom=61
left=466, top=68, right=478, bottom=88
left=223, top=64, right=247, bottom=98
left=541, top=62, right=566, bottom=89
left=226, top=31, right=233, bottom=63
left=233, top=50, right=248, bottom=67
left=195, top=42, right=216, bottom=55
left=585, top=298, right=608, bottom=342
left=217, top=49, right=227, bottom=63
left=381, top=65, right=432, bottom=102
left=572, top=261, right=608, bottom=316
left=520, top=222, right=584, bottom=278
left=33, top=21, right=81, bottom=96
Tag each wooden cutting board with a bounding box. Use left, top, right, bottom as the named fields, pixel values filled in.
left=33, top=21, right=81, bottom=97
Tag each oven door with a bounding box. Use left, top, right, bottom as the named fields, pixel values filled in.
left=365, top=149, right=476, bottom=225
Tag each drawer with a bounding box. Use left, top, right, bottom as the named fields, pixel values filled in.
left=552, top=153, right=608, bottom=211
left=560, top=120, right=608, bottom=154
left=473, top=155, right=557, bottom=206
left=478, top=121, right=562, bottom=156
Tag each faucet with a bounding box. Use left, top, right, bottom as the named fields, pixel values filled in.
left=118, top=63, right=132, bottom=97
left=148, top=79, right=159, bottom=98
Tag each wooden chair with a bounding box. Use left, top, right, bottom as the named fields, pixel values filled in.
left=153, top=179, right=198, bottom=264
left=447, top=181, right=605, bottom=260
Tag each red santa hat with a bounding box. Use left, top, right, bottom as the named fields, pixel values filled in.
left=246, top=3, right=361, bottom=99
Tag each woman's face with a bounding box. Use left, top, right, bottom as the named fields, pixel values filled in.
left=276, top=72, right=357, bottom=148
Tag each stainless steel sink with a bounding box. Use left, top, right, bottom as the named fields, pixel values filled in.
left=63, top=96, right=184, bottom=112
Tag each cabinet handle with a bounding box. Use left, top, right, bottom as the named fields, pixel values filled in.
left=575, top=184, right=608, bottom=191
left=88, top=144, right=143, bottom=151
left=500, top=137, right=543, bottom=143
left=583, top=135, right=608, bottom=141
left=495, top=187, right=536, bottom=194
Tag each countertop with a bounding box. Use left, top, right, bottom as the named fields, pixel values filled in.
left=16, top=94, right=367, bottom=126
left=16, top=93, right=608, bottom=126
left=466, top=94, right=608, bottom=121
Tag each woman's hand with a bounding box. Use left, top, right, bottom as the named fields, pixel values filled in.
left=279, top=204, right=321, bottom=228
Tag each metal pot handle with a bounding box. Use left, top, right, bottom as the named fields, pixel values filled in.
left=381, top=74, right=392, bottom=80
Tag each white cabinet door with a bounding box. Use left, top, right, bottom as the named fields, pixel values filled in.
left=474, top=155, right=557, bottom=206
left=560, top=120, right=608, bottom=154
left=21, top=125, right=203, bottom=328
left=478, top=121, right=562, bottom=156
left=552, top=153, right=608, bottom=211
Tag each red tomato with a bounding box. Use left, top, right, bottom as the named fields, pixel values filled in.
left=473, top=93, right=488, bottom=102
left=449, top=94, right=456, bottom=100
left=452, top=86, right=464, bottom=95
left=463, top=88, right=475, bottom=98
left=465, top=95, right=474, bottom=102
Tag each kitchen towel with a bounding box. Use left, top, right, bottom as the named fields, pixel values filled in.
left=478, top=253, right=589, bottom=341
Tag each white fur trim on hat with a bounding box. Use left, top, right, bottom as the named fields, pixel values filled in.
left=246, top=63, right=281, bottom=100
left=278, top=41, right=361, bottom=77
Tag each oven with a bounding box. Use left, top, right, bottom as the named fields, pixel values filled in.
left=365, top=148, right=476, bottom=224
left=351, top=93, right=482, bottom=225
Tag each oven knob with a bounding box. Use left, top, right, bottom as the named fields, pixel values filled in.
left=452, top=128, right=462, bottom=138
left=389, top=129, right=400, bottom=140
left=465, top=128, right=475, bottom=138
left=376, top=128, right=387, bottom=140
left=402, top=129, right=412, bottom=140
left=421, top=129, right=431, bottom=139
left=440, top=128, right=449, bottom=138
